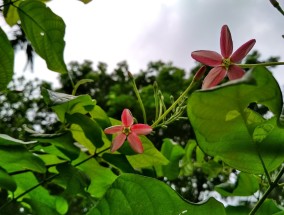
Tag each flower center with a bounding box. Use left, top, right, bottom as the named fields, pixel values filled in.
left=122, top=127, right=131, bottom=135
left=222, top=58, right=231, bottom=70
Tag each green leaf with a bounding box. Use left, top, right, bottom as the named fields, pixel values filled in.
left=32, top=132, right=80, bottom=160
left=256, top=199, right=284, bottom=215
left=180, top=140, right=197, bottom=176
left=155, top=138, right=185, bottom=180
left=76, top=152, right=118, bottom=198
left=0, top=27, right=14, bottom=91
left=0, top=135, right=45, bottom=173
left=215, top=172, right=259, bottom=196
left=90, top=105, right=112, bottom=130
left=0, top=167, right=17, bottom=192
left=55, top=163, right=91, bottom=196
left=126, top=136, right=169, bottom=168
left=88, top=173, right=226, bottom=215
left=102, top=153, right=136, bottom=173
left=187, top=66, right=284, bottom=174
left=42, top=88, right=96, bottom=122
left=12, top=172, right=68, bottom=215
left=3, top=0, right=21, bottom=26
left=18, top=1, right=67, bottom=73
left=66, top=113, right=104, bottom=149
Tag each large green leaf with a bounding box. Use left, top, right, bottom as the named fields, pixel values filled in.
left=0, top=27, right=14, bottom=91
left=88, top=173, right=226, bottom=215
left=187, top=66, right=284, bottom=174
left=10, top=172, right=68, bottom=215
left=0, top=134, right=45, bottom=173
left=155, top=138, right=185, bottom=180
left=18, top=1, right=67, bottom=73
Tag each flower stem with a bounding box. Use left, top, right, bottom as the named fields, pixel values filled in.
left=128, top=71, right=147, bottom=124
left=151, top=79, right=198, bottom=128
left=237, top=61, right=284, bottom=68
left=249, top=166, right=284, bottom=215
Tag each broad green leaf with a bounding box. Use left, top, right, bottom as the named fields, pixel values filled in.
left=32, top=132, right=80, bottom=160
left=0, top=27, right=14, bottom=91
left=3, top=0, right=21, bottom=26
left=126, top=136, right=169, bottom=168
left=18, top=1, right=67, bottom=73
left=215, top=172, right=259, bottom=196
left=0, top=135, right=45, bottom=173
left=66, top=113, right=104, bottom=149
left=54, top=163, right=91, bottom=196
left=12, top=172, right=68, bottom=215
left=187, top=67, right=284, bottom=174
left=155, top=138, right=185, bottom=180
left=225, top=206, right=250, bottom=215
left=0, top=167, right=17, bottom=192
left=90, top=105, right=112, bottom=130
left=42, top=88, right=96, bottom=122
left=76, top=152, right=118, bottom=198
left=88, top=173, right=226, bottom=215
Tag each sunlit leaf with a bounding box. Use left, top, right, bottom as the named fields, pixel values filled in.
left=180, top=140, right=196, bottom=176
left=187, top=66, right=284, bottom=174
left=88, top=173, right=226, bottom=215
left=215, top=172, right=259, bottom=196
left=0, top=135, right=45, bottom=173
left=256, top=199, right=284, bottom=215
left=126, top=136, right=169, bottom=168
left=18, top=1, right=67, bottom=73
left=0, top=27, right=14, bottom=91
left=76, top=152, right=118, bottom=198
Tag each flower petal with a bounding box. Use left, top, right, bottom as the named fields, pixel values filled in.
left=227, top=65, right=245, bottom=80
left=220, top=25, right=233, bottom=58
left=121, top=109, right=134, bottom=127
left=111, top=133, right=126, bottom=152
left=202, top=66, right=227, bottom=89
left=104, top=125, right=123, bottom=134
left=230, top=39, right=256, bottom=63
left=127, top=133, right=144, bottom=154
left=131, top=124, right=152, bottom=135
left=191, top=51, right=222, bottom=66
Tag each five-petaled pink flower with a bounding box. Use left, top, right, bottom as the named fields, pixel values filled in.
left=191, top=25, right=256, bottom=89
left=104, top=109, right=152, bottom=153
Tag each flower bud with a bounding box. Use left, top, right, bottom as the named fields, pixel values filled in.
left=270, top=0, right=279, bottom=7
left=193, top=66, right=206, bottom=81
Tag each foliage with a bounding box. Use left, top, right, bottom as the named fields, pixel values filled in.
left=0, top=1, right=283, bottom=215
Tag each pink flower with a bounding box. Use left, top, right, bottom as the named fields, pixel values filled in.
left=191, top=25, right=256, bottom=89
left=104, top=109, right=152, bottom=153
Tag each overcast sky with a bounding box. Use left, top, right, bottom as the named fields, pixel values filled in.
left=14, top=0, right=284, bottom=88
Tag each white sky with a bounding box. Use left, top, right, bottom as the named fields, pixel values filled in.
left=13, top=0, right=284, bottom=89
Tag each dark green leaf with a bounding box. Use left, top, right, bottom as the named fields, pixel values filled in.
left=102, top=153, right=136, bottom=173
left=0, top=27, right=14, bottom=91
left=187, top=66, right=284, bottom=174
left=88, top=173, right=226, bottom=215
left=18, top=1, right=67, bottom=73
left=66, top=113, right=104, bottom=149
left=256, top=199, right=284, bottom=215
left=0, top=167, right=17, bottom=192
